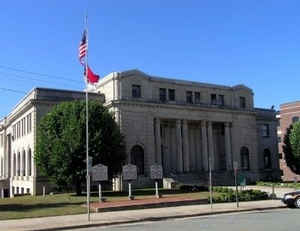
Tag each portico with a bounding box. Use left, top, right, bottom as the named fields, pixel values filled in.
left=155, top=118, right=233, bottom=175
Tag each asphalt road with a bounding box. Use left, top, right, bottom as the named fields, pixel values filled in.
left=78, top=208, right=300, bottom=231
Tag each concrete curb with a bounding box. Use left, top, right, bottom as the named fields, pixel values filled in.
left=32, top=205, right=287, bottom=231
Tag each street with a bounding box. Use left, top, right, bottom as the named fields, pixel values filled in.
left=78, top=208, right=300, bottom=231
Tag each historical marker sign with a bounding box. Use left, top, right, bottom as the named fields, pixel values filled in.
left=122, top=164, right=137, bottom=181
left=91, top=164, right=108, bottom=182
left=150, top=164, right=163, bottom=179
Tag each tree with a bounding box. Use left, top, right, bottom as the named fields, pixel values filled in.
left=283, top=122, right=300, bottom=174
left=290, top=121, right=300, bottom=173
left=35, top=100, right=126, bottom=195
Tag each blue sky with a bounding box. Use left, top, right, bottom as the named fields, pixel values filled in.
left=1, top=0, right=300, bottom=117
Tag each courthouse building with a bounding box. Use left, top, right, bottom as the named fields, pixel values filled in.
left=0, top=69, right=280, bottom=196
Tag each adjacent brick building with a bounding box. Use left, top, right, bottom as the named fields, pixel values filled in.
left=278, top=101, right=300, bottom=181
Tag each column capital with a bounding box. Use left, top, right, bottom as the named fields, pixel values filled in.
left=224, top=122, right=232, bottom=127
left=201, top=120, right=207, bottom=127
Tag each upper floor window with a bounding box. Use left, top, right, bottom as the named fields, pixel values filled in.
left=27, top=113, right=32, bottom=134
left=292, top=116, right=299, bottom=124
left=240, top=96, right=246, bottom=108
left=132, top=85, right=141, bottom=98
left=195, top=92, right=201, bottom=104
left=159, top=88, right=167, bottom=102
left=218, top=95, right=224, bottom=106
left=168, top=89, right=175, bottom=101
left=211, top=94, right=217, bottom=105
left=186, top=91, right=193, bottom=104
left=261, top=124, right=270, bottom=137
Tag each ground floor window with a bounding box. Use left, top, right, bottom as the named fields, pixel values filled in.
left=131, top=145, right=144, bottom=175
left=264, top=148, right=272, bottom=169
left=240, top=146, right=250, bottom=170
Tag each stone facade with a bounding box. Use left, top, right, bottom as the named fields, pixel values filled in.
left=93, top=69, right=281, bottom=186
left=277, top=101, right=300, bottom=181
left=0, top=88, right=102, bottom=196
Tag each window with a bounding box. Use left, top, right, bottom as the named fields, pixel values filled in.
left=211, top=94, right=217, bottom=105
left=240, top=96, right=246, bottom=108
left=261, top=124, right=270, bottom=137
left=195, top=92, right=201, bottom=104
left=27, top=114, right=32, bottom=134
left=159, top=88, right=167, bottom=102
left=131, top=145, right=144, bottom=175
left=132, top=85, right=141, bottom=98
left=240, top=146, right=250, bottom=170
left=168, top=89, right=175, bottom=101
left=186, top=91, right=193, bottom=104
left=218, top=95, right=224, bottom=106
left=264, top=149, right=272, bottom=169
left=279, top=153, right=283, bottom=159
left=292, top=116, right=299, bottom=124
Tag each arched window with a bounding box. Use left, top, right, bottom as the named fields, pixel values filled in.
left=131, top=145, right=144, bottom=175
left=240, top=146, right=250, bottom=170
left=264, top=149, right=272, bottom=169
left=13, top=153, right=16, bottom=176
left=292, top=116, right=299, bottom=124
left=28, top=148, right=32, bottom=176
left=17, top=152, right=20, bottom=176
left=22, top=150, right=26, bottom=176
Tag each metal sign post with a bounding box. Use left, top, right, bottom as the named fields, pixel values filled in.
left=209, top=156, right=213, bottom=209
left=233, top=161, right=239, bottom=208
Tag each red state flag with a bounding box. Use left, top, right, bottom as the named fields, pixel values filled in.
left=85, top=65, right=99, bottom=84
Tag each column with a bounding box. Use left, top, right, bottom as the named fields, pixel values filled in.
left=201, top=121, right=209, bottom=171
left=225, top=122, right=232, bottom=170
left=176, top=120, right=183, bottom=173
left=182, top=120, right=190, bottom=172
left=155, top=118, right=162, bottom=165
left=207, top=121, right=215, bottom=171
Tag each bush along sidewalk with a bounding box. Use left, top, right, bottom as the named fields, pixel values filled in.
left=211, top=187, right=269, bottom=203
left=256, top=181, right=300, bottom=189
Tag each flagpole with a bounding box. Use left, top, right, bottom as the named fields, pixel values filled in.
left=85, top=14, right=90, bottom=222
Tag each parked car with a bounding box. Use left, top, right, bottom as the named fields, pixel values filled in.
left=282, top=190, right=300, bottom=208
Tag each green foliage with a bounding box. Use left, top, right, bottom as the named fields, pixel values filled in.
left=211, top=187, right=269, bottom=203
left=283, top=122, right=300, bottom=174
left=289, top=122, right=300, bottom=173
left=35, top=100, right=126, bottom=194
left=256, top=181, right=300, bottom=188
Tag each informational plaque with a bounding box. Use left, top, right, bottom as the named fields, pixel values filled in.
left=150, top=164, right=163, bottom=179
left=91, top=164, right=108, bottom=182
left=122, top=164, right=137, bottom=181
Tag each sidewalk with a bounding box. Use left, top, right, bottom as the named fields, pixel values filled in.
left=0, top=199, right=286, bottom=231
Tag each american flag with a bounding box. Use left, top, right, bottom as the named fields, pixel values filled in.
left=79, top=30, right=87, bottom=65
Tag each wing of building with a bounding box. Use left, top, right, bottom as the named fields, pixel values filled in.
left=277, top=101, right=300, bottom=181
left=0, top=70, right=280, bottom=197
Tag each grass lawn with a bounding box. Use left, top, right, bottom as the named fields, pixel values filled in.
left=0, top=189, right=210, bottom=220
